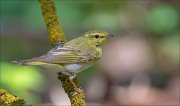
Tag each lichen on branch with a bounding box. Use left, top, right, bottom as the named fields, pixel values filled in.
left=57, top=73, right=86, bottom=106
left=39, top=0, right=66, bottom=45
left=39, top=0, right=86, bottom=106
left=0, top=89, right=27, bottom=106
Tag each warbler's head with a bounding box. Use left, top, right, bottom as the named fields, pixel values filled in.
left=84, top=30, right=113, bottom=46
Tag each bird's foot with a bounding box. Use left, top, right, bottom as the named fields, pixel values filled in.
left=69, top=75, right=85, bottom=97
left=71, top=87, right=84, bottom=97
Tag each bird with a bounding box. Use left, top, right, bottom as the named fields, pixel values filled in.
left=13, top=30, right=113, bottom=93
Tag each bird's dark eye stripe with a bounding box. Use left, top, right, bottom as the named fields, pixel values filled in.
left=95, top=34, right=99, bottom=38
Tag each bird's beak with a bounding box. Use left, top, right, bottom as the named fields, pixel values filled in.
left=107, top=34, right=114, bottom=39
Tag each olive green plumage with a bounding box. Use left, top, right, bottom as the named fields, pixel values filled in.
left=14, top=30, right=112, bottom=75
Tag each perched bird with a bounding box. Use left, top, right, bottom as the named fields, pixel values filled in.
left=13, top=30, right=113, bottom=92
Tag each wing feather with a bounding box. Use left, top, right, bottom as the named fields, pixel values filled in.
left=27, top=46, right=91, bottom=64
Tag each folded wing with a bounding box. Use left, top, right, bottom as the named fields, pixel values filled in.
left=16, top=46, right=91, bottom=65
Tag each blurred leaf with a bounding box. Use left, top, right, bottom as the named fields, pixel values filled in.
left=0, top=62, right=46, bottom=92
left=0, top=62, right=46, bottom=104
left=145, top=4, right=179, bottom=35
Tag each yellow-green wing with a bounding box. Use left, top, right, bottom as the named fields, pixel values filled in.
left=21, top=46, right=92, bottom=65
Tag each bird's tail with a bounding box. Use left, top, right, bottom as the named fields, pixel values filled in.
left=11, top=60, right=47, bottom=66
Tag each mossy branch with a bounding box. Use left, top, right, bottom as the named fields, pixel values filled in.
left=39, top=0, right=86, bottom=106
left=57, top=73, right=86, bottom=106
left=0, top=89, right=29, bottom=106
left=39, top=0, right=66, bottom=45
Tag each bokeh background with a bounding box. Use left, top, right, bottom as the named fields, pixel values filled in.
left=0, top=0, right=179, bottom=105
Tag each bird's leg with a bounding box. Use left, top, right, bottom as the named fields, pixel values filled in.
left=69, top=75, right=83, bottom=96
left=69, top=75, right=78, bottom=90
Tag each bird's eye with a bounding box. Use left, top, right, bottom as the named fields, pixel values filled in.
left=94, top=34, right=100, bottom=39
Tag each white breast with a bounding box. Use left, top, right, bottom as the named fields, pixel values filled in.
left=65, top=64, right=83, bottom=71
left=64, top=63, right=94, bottom=74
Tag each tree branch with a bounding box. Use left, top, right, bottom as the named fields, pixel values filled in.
left=0, top=89, right=28, bottom=106
left=57, top=73, right=86, bottom=106
left=39, top=0, right=66, bottom=45
left=39, top=0, right=86, bottom=106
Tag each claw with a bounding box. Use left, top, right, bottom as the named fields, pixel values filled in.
left=69, top=75, right=84, bottom=96
left=71, top=88, right=84, bottom=97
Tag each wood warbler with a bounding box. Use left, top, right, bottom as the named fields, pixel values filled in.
left=13, top=30, right=113, bottom=92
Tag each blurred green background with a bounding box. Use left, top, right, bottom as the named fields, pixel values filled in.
left=0, top=0, right=179, bottom=105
